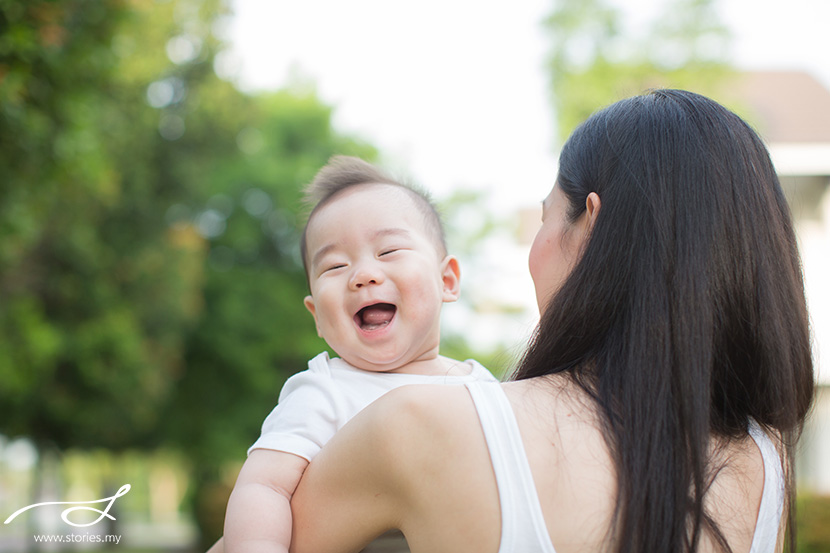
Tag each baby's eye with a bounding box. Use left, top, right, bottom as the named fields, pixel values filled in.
left=379, top=249, right=399, bottom=257
left=323, top=263, right=346, bottom=273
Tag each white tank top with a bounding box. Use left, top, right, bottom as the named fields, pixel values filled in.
left=465, top=381, right=784, bottom=553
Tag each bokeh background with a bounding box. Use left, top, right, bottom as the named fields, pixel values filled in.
left=1, top=0, right=829, bottom=551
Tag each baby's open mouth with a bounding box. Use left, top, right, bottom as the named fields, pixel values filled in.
left=355, top=303, right=396, bottom=331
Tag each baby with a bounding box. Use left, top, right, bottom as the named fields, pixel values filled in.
left=219, top=156, right=495, bottom=553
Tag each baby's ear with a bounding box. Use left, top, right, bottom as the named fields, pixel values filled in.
left=303, top=295, right=322, bottom=336
left=441, top=256, right=461, bottom=302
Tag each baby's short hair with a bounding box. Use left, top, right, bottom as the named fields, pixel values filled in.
left=300, top=156, right=447, bottom=275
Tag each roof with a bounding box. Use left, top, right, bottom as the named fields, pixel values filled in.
left=735, top=71, right=830, bottom=144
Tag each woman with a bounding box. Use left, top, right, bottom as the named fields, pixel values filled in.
left=289, top=90, right=814, bottom=553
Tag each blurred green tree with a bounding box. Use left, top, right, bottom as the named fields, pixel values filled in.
left=0, top=0, right=205, bottom=449
left=1, top=0, right=375, bottom=545
left=545, top=0, right=732, bottom=141
left=797, top=494, right=830, bottom=553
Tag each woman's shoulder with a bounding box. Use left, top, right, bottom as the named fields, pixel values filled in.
left=335, top=383, right=494, bottom=495
left=700, top=429, right=770, bottom=551
left=371, top=378, right=598, bottom=461
left=367, top=383, right=488, bottom=456
left=361, top=384, right=503, bottom=551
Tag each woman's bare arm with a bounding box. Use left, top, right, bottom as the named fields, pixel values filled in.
left=289, top=388, right=414, bottom=553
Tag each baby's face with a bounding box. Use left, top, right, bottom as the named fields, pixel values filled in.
left=303, top=184, right=458, bottom=372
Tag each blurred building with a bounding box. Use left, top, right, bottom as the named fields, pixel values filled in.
left=737, top=71, right=830, bottom=493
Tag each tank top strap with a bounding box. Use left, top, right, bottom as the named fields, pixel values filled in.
left=747, top=419, right=785, bottom=553
left=465, top=381, right=556, bottom=553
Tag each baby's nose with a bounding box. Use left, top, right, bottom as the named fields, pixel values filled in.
left=350, top=266, right=384, bottom=289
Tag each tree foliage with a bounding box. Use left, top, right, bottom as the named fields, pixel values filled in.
left=545, top=0, right=732, bottom=141
left=0, top=0, right=375, bottom=467
left=0, top=0, right=197, bottom=449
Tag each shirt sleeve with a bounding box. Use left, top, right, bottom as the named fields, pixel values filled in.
left=247, top=367, right=344, bottom=462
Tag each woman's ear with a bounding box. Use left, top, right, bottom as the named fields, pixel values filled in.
left=440, top=256, right=461, bottom=302
left=585, top=192, right=601, bottom=229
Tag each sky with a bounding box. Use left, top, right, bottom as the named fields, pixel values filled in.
left=222, top=0, right=830, bottom=377
left=223, top=0, right=830, bottom=210
left=222, top=0, right=555, bottom=212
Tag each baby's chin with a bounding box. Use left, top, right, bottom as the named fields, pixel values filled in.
left=345, top=355, right=410, bottom=374
left=343, top=348, right=444, bottom=375
left=334, top=347, right=419, bottom=373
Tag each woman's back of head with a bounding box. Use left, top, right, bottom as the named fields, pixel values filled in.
left=516, top=89, right=814, bottom=552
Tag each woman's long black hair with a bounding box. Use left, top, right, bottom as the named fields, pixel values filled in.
left=513, top=89, right=814, bottom=552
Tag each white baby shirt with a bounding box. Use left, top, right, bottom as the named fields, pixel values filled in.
left=249, top=351, right=497, bottom=461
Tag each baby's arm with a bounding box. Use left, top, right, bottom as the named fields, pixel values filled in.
left=224, top=449, right=309, bottom=553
